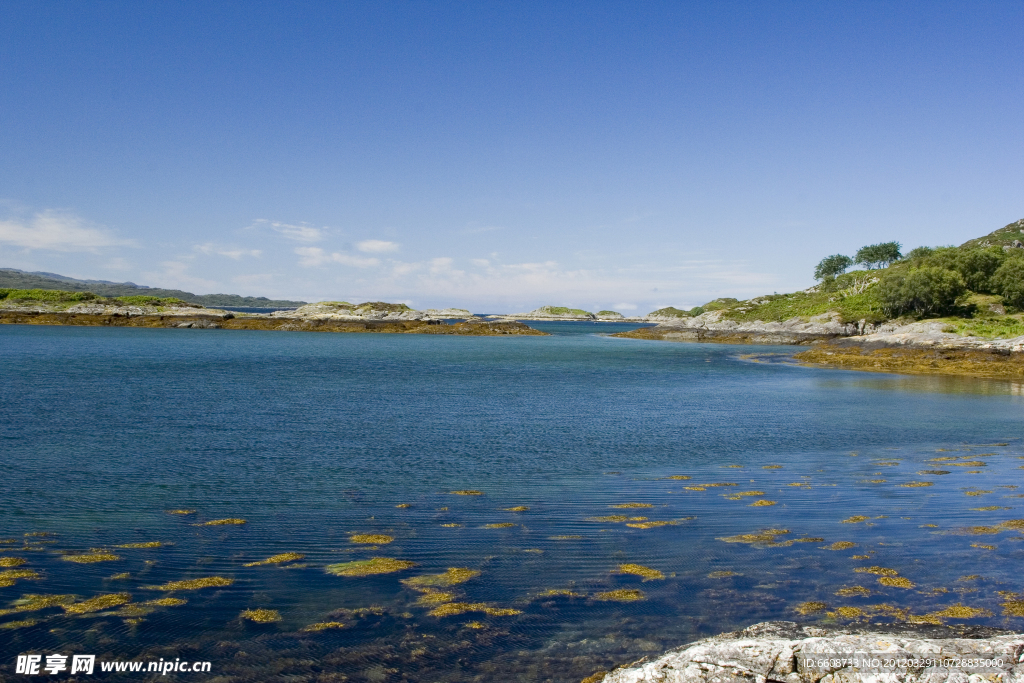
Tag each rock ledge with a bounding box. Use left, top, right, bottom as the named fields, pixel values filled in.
left=600, top=621, right=1024, bottom=683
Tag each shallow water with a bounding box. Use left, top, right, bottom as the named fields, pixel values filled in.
left=2, top=324, right=1024, bottom=682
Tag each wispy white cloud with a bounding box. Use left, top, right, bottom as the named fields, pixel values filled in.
left=614, top=303, right=638, bottom=310
left=0, top=210, right=133, bottom=252
left=142, top=261, right=219, bottom=292
left=295, top=247, right=379, bottom=268
left=194, top=243, right=262, bottom=260
left=250, top=219, right=325, bottom=243
left=356, top=239, right=400, bottom=253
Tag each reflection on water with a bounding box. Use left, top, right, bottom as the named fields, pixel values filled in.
left=2, top=326, right=1024, bottom=682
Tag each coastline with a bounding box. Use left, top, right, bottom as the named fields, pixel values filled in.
left=0, top=310, right=547, bottom=336
left=612, top=316, right=1024, bottom=380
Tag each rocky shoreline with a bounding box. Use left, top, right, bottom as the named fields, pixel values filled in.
left=0, top=301, right=547, bottom=336
left=611, top=310, right=1024, bottom=379
left=595, top=621, right=1024, bottom=683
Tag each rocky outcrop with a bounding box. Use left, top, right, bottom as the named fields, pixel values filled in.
left=266, top=302, right=474, bottom=322
left=615, top=311, right=863, bottom=345
left=827, top=321, right=1024, bottom=354
left=600, top=621, right=1024, bottom=683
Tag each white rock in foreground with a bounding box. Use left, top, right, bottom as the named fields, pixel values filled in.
left=601, top=622, right=1024, bottom=683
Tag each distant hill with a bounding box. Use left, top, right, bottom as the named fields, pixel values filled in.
left=0, top=268, right=306, bottom=308
left=960, top=217, right=1024, bottom=249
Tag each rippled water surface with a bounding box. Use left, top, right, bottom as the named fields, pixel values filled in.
left=3, top=323, right=1024, bottom=681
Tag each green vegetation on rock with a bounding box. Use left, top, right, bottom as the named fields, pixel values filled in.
left=0, top=289, right=198, bottom=309
left=537, top=306, right=592, bottom=316
left=642, top=218, right=1024, bottom=338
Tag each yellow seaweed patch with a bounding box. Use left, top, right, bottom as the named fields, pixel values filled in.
left=998, top=520, right=1024, bottom=530
left=0, top=619, right=36, bottom=629
left=878, top=577, right=914, bottom=588
left=115, top=542, right=162, bottom=548
left=749, top=500, right=776, bottom=507
left=117, top=604, right=153, bottom=617
left=725, top=465, right=744, bottom=468
left=395, top=503, right=411, bottom=508
left=921, top=524, right=939, bottom=528
left=301, top=622, right=346, bottom=634
left=482, top=523, right=515, bottom=529
left=708, top=571, right=737, bottom=578
left=198, top=518, right=246, bottom=526
left=897, top=482, right=933, bottom=488
left=611, top=503, right=654, bottom=508
left=971, top=506, right=1010, bottom=511
left=706, top=483, right=738, bottom=487
left=626, top=521, right=675, bottom=529
left=325, top=558, right=415, bottom=577
left=616, top=564, right=664, bottom=580
left=830, top=606, right=866, bottom=619
left=154, top=576, right=234, bottom=590
left=953, top=462, right=987, bottom=467
left=928, top=604, right=991, bottom=619
left=666, top=475, right=692, bottom=480
left=836, top=586, right=871, bottom=597
left=145, top=598, right=186, bottom=606
left=108, top=573, right=130, bottom=580
left=8, top=594, right=75, bottom=612
left=854, top=566, right=899, bottom=576
left=971, top=544, right=996, bottom=550
left=720, top=529, right=791, bottom=546
left=842, top=516, right=870, bottom=524
left=403, top=568, right=480, bottom=589
left=440, top=523, right=462, bottom=528
left=63, top=593, right=131, bottom=614
left=788, top=482, right=811, bottom=487
left=919, top=470, right=951, bottom=475
left=464, top=621, right=485, bottom=629
left=0, top=570, right=40, bottom=587
left=428, top=602, right=521, bottom=617
left=0, top=558, right=25, bottom=567
left=868, top=480, right=886, bottom=484
left=1001, top=600, right=1024, bottom=617
left=63, top=553, right=120, bottom=564
left=725, top=491, right=766, bottom=499
left=241, top=609, right=281, bottom=623
left=964, top=526, right=1002, bottom=535
left=588, top=515, right=629, bottom=522
left=414, top=590, right=456, bottom=605
left=965, top=491, right=994, bottom=497
left=593, top=589, right=645, bottom=602
left=763, top=465, right=783, bottom=469
left=166, top=509, right=195, bottom=515
left=852, top=555, right=872, bottom=560
left=795, top=601, right=828, bottom=615
left=683, top=487, right=707, bottom=491
left=350, top=534, right=394, bottom=544
left=450, top=490, right=484, bottom=496
left=537, top=589, right=585, bottom=597
left=504, top=506, right=529, bottom=512
left=826, top=542, right=856, bottom=550
left=549, top=535, right=582, bottom=540
left=796, top=537, right=825, bottom=543
left=243, top=552, right=305, bottom=567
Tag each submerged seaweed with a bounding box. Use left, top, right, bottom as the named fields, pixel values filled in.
left=153, top=576, right=233, bottom=590
left=403, top=568, right=480, bottom=589
left=243, top=553, right=305, bottom=566
left=302, top=621, right=346, bottom=631
left=325, top=558, right=415, bottom=577
left=64, top=593, right=131, bottom=614
left=63, top=552, right=120, bottom=563
left=592, top=589, right=645, bottom=602
left=198, top=518, right=246, bottom=526
left=616, top=564, right=664, bottom=580
left=350, top=535, right=394, bottom=544
left=241, top=608, right=281, bottom=623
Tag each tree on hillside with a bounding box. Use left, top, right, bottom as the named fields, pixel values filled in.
left=876, top=266, right=965, bottom=317
left=814, top=254, right=854, bottom=281
left=855, top=242, right=902, bottom=269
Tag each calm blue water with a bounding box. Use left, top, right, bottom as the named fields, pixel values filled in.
left=2, top=323, right=1024, bottom=681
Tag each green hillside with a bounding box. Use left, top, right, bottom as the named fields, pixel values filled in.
left=0, top=268, right=305, bottom=308
left=663, top=218, right=1024, bottom=339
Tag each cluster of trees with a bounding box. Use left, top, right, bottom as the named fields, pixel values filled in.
left=813, top=242, right=1024, bottom=318
left=813, top=242, right=902, bottom=280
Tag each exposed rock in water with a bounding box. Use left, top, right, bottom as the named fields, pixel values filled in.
left=599, top=621, right=1024, bottom=683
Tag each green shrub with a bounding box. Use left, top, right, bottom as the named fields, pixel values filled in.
left=701, top=298, right=739, bottom=312
left=992, top=257, right=1024, bottom=309
left=923, top=246, right=1004, bottom=293
left=876, top=266, right=966, bottom=317
left=0, top=289, right=97, bottom=303
left=113, top=295, right=192, bottom=307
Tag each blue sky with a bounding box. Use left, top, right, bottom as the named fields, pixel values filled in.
left=1, top=2, right=1021, bottom=312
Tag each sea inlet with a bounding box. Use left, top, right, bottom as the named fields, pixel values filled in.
left=2, top=322, right=1024, bottom=681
